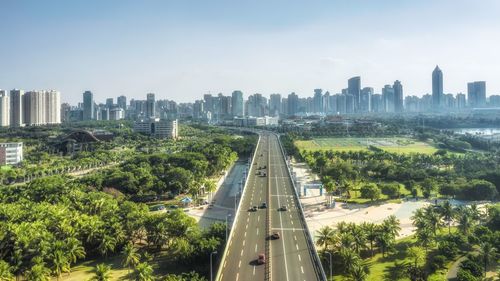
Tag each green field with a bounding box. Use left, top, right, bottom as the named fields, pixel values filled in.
left=295, top=137, right=438, bottom=154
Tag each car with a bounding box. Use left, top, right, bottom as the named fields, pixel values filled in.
left=271, top=232, right=280, bottom=239
left=260, top=202, right=267, bottom=209
left=257, top=253, right=266, bottom=264
left=249, top=206, right=258, bottom=212
left=262, top=165, right=267, bottom=169
left=261, top=173, right=266, bottom=177
left=279, top=205, right=287, bottom=211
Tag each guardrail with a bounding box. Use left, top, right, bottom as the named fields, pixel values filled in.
left=276, top=133, right=328, bottom=281
left=215, top=134, right=261, bottom=281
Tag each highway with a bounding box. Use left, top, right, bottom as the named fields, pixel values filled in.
left=217, top=132, right=324, bottom=281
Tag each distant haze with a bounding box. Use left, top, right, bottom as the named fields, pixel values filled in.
left=1, top=0, right=500, bottom=103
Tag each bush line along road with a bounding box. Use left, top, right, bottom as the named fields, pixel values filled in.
left=217, top=132, right=324, bottom=281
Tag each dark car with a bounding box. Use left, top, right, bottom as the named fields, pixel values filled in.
left=260, top=202, right=267, bottom=209
left=257, top=253, right=266, bottom=265
left=279, top=205, right=287, bottom=211
left=271, top=232, right=280, bottom=240
left=249, top=206, right=258, bottom=212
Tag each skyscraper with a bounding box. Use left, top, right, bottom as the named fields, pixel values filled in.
left=393, top=80, right=404, bottom=113
left=45, top=90, right=61, bottom=124
left=83, top=91, right=94, bottom=120
left=117, top=95, right=127, bottom=110
left=10, top=89, right=24, bottom=127
left=269, top=94, right=281, bottom=117
left=287, top=92, right=299, bottom=116
left=360, top=87, right=373, bottom=113
left=382, top=85, right=395, bottom=113
left=105, top=98, right=114, bottom=108
left=467, top=81, right=486, bottom=108
left=231, top=90, right=244, bottom=117
left=313, top=89, right=323, bottom=113
left=348, top=76, right=361, bottom=112
left=146, top=93, right=156, bottom=117
left=432, top=66, right=443, bottom=110
left=0, top=90, right=9, bottom=127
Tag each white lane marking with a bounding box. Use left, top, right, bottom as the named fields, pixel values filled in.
left=244, top=232, right=247, bottom=237
left=255, top=244, right=258, bottom=252
left=257, top=228, right=259, bottom=235
left=301, top=266, right=304, bottom=274
left=236, top=273, right=239, bottom=281
left=224, top=260, right=227, bottom=268
left=238, top=260, right=241, bottom=268
left=294, top=235, right=297, bottom=241
left=274, top=146, right=290, bottom=281
left=243, top=240, right=246, bottom=246
left=253, top=265, right=256, bottom=275
left=258, top=215, right=260, bottom=222
left=296, top=244, right=299, bottom=250
left=247, top=217, right=249, bottom=222
left=298, top=254, right=302, bottom=261
left=246, top=225, right=248, bottom=229
left=241, top=249, right=244, bottom=256
left=291, top=221, right=294, bottom=225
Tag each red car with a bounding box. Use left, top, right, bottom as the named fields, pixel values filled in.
left=257, top=253, right=266, bottom=265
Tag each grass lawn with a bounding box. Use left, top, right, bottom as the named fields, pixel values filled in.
left=295, top=137, right=438, bottom=154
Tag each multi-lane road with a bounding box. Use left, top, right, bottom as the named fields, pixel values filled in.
left=216, top=132, right=325, bottom=281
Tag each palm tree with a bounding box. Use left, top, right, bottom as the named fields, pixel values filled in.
left=457, top=208, right=473, bottom=236
left=52, top=250, right=70, bottom=280
left=98, top=235, right=117, bottom=257
left=0, top=260, right=13, bottom=281
left=65, top=237, right=86, bottom=265
left=348, top=263, right=368, bottom=281
left=122, top=243, right=141, bottom=274
left=383, top=215, right=401, bottom=238
left=135, top=262, right=154, bottom=281
left=424, top=207, right=441, bottom=236
left=438, top=201, right=454, bottom=234
left=351, top=226, right=367, bottom=254
left=315, top=226, right=335, bottom=251
left=91, top=264, right=111, bottom=281
left=479, top=242, right=497, bottom=277
left=339, top=248, right=361, bottom=274
left=415, top=227, right=434, bottom=252
left=361, top=222, right=378, bottom=257
left=25, top=263, right=51, bottom=281
left=407, top=246, right=426, bottom=271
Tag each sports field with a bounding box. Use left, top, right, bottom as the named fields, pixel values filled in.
left=295, top=137, right=438, bottom=154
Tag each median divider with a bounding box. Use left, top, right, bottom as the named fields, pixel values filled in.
left=276, top=133, right=328, bottom=281
left=215, top=134, right=261, bottom=281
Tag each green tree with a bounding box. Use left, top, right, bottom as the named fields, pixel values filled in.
left=478, top=242, right=497, bottom=277
left=25, top=263, right=51, bottom=281
left=0, top=260, right=13, bottom=281
left=122, top=243, right=141, bottom=274
left=135, top=262, right=154, bottom=281
left=407, top=246, right=426, bottom=271
left=348, top=263, right=368, bottom=281
left=438, top=201, right=455, bottom=234
left=91, top=264, right=112, bottom=281
left=51, top=250, right=70, bottom=280
left=360, top=183, right=381, bottom=202
left=315, top=226, right=335, bottom=251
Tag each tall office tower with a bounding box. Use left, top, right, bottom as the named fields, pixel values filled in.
left=0, top=90, right=9, bottom=127
left=203, top=94, right=214, bottom=113
left=371, top=94, right=384, bottom=113
left=393, top=80, right=404, bottom=113
left=345, top=94, right=354, bottom=113
left=360, top=87, right=373, bottom=113
left=323, top=91, right=331, bottom=114
left=489, top=95, right=500, bottom=107
left=467, top=81, right=486, bottom=108
left=105, top=98, right=114, bottom=108
left=328, top=94, right=337, bottom=114
left=313, top=89, right=323, bottom=113
left=146, top=93, right=156, bottom=117
left=83, top=91, right=95, bottom=120
left=193, top=100, right=204, bottom=119
left=287, top=92, right=299, bottom=116
left=231, top=90, right=244, bottom=117
left=348, top=76, right=361, bottom=112
left=382, top=85, right=395, bottom=113
left=10, top=89, right=24, bottom=127
left=269, top=94, right=281, bottom=117
left=23, top=91, right=46, bottom=126
left=247, top=93, right=267, bottom=117
left=218, top=94, right=232, bottom=119
left=117, top=95, right=127, bottom=110
left=45, top=90, right=61, bottom=124
left=281, top=98, right=288, bottom=116
left=432, top=66, right=443, bottom=110
left=456, top=93, right=466, bottom=109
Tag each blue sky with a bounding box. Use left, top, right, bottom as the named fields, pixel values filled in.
left=1, top=0, right=500, bottom=103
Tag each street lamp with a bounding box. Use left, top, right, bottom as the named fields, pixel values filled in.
left=210, top=251, right=218, bottom=281
left=225, top=213, right=232, bottom=241
left=325, top=251, right=332, bottom=279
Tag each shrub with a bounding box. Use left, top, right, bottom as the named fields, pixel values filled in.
left=457, top=269, right=479, bottom=281
left=429, top=255, right=447, bottom=271
left=459, top=259, right=483, bottom=278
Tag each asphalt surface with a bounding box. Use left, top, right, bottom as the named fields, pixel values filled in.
left=218, top=132, right=322, bottom=281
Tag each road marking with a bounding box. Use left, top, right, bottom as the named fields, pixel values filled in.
left=301, top=266, right=304, bottom=274
left=243, top=240, right=245, bottom=246
left=244, top=232, right=247, bottom=237
left=224, top=260, right=227, bottom=268
left=236, top=273, right=239, bottom=281
left=241, top=249, right=244, bottom=256
left=256, top=228, right=259, bottom=235
left=274, top=147, right=290, bottom=281
left=291, top=221, right=294, bottom=225
left=258, top=215, right=260, bottom=222
left=238, top=260, right=241, bottom=268
left=294, top=235, right=297, bottom=241
left=247, top=217, right=249, bottom=222
left=271, top=227, right=305, bottom=231
left=255, top=244, right=258, bottom=252
left=246, top=225, right=248, bottom=229
left=253, top=265, right=256, bottom=275
left=298, top=254, right=301, bottom=261
left=296, top=244, right=299, bottom=250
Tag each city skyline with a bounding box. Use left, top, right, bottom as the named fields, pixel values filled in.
left=1, top=1, right=500, bottom=103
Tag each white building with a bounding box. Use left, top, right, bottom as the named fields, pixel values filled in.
left=233, top=116, right=279, bottom=127
left=134, top=118, right=178, bottom=139
left=0, top=142, right=23, bottom=165
left=23, top=90, right=61, bottom=126
left=0, top=90, right=9, bottom=127
left=109, top=107, right=124, bottom=120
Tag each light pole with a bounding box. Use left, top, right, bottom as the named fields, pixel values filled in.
left=326, top=251, right=332, bottom=279
left=210, top=251, right=218, bottom=281
left=225, top=213, right=232, bottom=241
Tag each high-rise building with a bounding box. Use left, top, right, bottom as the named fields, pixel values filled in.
left=45, top=90, right=61, bottom=124
left=146, top=93, right=156, bottom=117
left=269, top=94, right=281, bottom=117
left=432, top=66, right=443, bottom=110
left=0, top=90, right=9, bottom=127
left=323, top=91, right=331, bottom=114
left=371, top=94, right=384, bottom=113
left=83, top=91, right=94, bottom=120
left=382, top=85, right=395, bottom=113
left=287, top=92, right=299, bottom=116
left=348, top=76, right=361, bottom=112
left=456, top=93, right=467, bottom=109
left=117, top=95, right=127, bottom=110
left=23, top=91, right=45, bottom=126
left=10, top=89, right=24, bottom=127
left=313, top=89, right=323, bottom=113
left=105, top=98, right=114, bottom=108
left=467, top=81, right=486, bottom=108
left=360, top=87, right=373, bottom=113
left=231, top=91, right=244, bottom=117
left=393, top=80, right=404, bottom=113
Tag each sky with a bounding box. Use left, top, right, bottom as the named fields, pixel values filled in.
left=1, top=0, right=500, bottom=104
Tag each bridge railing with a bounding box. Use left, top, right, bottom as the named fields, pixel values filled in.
left=215, top=134, right=261, bottom=281
left=276, top=134, right=328, bottom=281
